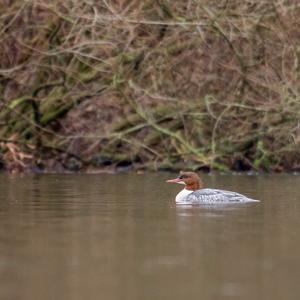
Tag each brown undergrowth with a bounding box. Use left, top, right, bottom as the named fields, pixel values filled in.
left=0, top=0, right=300, bottom=173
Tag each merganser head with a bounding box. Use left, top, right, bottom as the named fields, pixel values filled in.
left=166, top=171, right=202, bottom=191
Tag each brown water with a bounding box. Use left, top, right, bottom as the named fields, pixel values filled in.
left=0, top=173, right=300, bottom=300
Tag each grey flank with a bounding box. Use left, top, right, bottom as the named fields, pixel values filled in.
left=185, top=188, right=259, bottom=203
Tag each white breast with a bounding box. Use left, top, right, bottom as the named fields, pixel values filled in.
left=175, top=188, right=193, bottom=202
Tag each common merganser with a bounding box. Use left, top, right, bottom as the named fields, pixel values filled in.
left=166, top=172, right=259, bottom=203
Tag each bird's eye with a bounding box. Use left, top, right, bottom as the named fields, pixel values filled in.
left=179, top=174, right=187, bottom=179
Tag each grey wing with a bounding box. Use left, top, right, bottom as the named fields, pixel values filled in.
left=185, top=188, right=257, bottom=203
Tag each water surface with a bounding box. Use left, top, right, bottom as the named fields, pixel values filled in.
left=0, top=173, right=300, bottom=300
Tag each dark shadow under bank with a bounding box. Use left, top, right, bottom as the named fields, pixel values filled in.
left=1, top=156, right=300, bottom=175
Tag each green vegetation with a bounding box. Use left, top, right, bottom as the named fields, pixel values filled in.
left=0, top=1, right=299, bottom=172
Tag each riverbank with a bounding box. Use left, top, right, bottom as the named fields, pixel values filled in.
left=1, top=1, right=300, bottom=173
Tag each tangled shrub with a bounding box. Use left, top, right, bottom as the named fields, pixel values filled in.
left=0, top=0, right=299, bottom=172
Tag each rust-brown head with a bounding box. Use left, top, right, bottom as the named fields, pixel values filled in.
left=166, top=171, right=202, bottom=191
